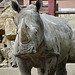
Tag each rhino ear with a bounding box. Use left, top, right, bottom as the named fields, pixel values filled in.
left=12, top=1, right=21, bottom=13
left=36, top=0, right=43, bottom=12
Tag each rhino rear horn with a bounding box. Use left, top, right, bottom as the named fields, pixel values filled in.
left=12, top=0, right=21, bottom=13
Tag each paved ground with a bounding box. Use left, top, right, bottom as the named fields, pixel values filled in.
left=0, top=63, right=75, bottom=75
left=66, top=63, right=75, bottom=75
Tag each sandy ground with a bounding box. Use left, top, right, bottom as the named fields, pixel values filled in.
left=0, top=63, right=75, bottom=75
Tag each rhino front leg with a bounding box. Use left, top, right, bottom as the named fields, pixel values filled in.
left=56, top=57, right=67, bottom=75
left=44, top=56, right=58, bottom=75
left=16, top=57, right=32, bottom=75
left=37, top=68, right=45, bottom=75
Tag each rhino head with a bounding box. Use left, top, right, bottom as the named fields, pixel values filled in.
left=12, top=0, right=44, bottom=54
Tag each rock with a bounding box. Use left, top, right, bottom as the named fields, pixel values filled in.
left=0, top=17, right=5, bottom=35
left=0, top=5, right=17, bottom=18
left=0, top=5, right=17, bottom=40
left=0, top=40, right=14, bottom=61
left=0, top=0, right=11, bottom=12
left=5, top=18, right=17, bottom=40
left=0, top=59, right=8, bottom=67
left=0, top=43, right=4, bottom=49
left=0, top=0, right=11, bottom=6
left=2, top=36, right=7, bottom=46
left=0, top=35, right=3, bottom=43
left=0, top=45, right=17, bottom=67
left=0, top=54, right=3, bottom=64
left=0, top=5, right=17, bottom=36
left=0, top=43, right=4, bottom=63
left=0, top=48, right=8, bottom=60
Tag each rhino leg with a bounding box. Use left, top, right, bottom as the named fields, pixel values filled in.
left=37, top=68, right=45, bottom=75
left=56, top=57, right=67, bottom=75
left=44, top=56, right=58, bottom=75
left=16, top=57, right=32, bottom=75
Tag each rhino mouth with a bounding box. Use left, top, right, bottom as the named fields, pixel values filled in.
left=21, top=47, right=36, bottom=53
left=18, top=41, right=36, bottom=54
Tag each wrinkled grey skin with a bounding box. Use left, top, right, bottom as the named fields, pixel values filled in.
left=12, top=0, right=72, bottom=75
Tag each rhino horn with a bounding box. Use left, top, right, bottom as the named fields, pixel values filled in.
left=21, top=18, right=29, bottom=43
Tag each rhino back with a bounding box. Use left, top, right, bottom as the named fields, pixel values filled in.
left=40, top=14, right=72, bottom=63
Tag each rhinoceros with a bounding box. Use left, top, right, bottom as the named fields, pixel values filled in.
left=12, top=0, right=72, bottom=75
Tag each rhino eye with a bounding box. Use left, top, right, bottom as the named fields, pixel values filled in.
left=35, top=31, right=38, bottom=34
left=34, top=29, right=38, bottom=34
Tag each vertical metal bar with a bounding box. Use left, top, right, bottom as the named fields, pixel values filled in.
left=48, top=0, right=56, bottom=15
left=23, top=0, right=25, bottom=5
left=56, top=3, right=58, bottom=16
left=54, top=0, right=56, bottom=16
left=29, top=0, right=32, bottom=4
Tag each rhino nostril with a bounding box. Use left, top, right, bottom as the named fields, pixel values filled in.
left=32, top=47, right=34, bottom=50
left=10, top=62, right=12, bottom=66
left=32, top=47, right=36, bottom=53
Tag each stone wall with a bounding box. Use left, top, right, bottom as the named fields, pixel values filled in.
left=0, top=0, right=17, bottom=67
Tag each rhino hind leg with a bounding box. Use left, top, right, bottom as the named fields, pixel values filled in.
left=56, top=58, right=67, bottom=75
left=44, top=56, right=58, bottom=75
left=16, top=57, right=32, bottom=75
